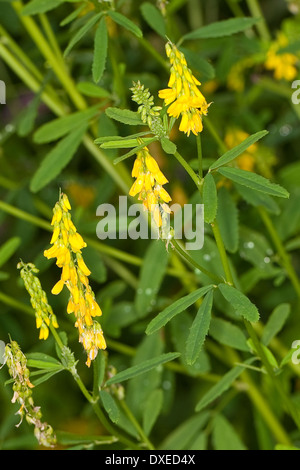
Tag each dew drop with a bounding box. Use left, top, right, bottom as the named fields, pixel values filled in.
left=245, top=242, right=255, bottom=249
left=163, top=380, right=172, bottom=390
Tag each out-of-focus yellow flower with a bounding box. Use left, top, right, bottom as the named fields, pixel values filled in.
left=66, top=182, right=96, bottom=208
left=225, top=129, right=257, bottom=173
left=159, top=42, right=211, bottom=136
left=18, top=261, right=59, bottom=341
left=44, top=193, right=106, bottom=367
left=129, top=147, right=172, bottom=228
left=227, top=57, right=257, bottom=93
left=265, top=32, right=298, bottom=81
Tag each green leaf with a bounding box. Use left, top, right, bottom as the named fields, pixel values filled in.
left=209, top=318, right=249, bottom=352
left=235, top=183, right=280, bottom=215
left=216, top=187, right=239, bottom=253
left=135, top=240, right=169, bottom=318
left=146, top=285, right=215, bottom=335
left=105, top=107, right=144, bottom=126
left=186, top=290, right=214, bottom=365
left=160, top=412, right=210, bottom=450
left=77, top=82, right=110, bottom=98
left=140, top=2, right=166, bottom=37
left=99, top=390, right=120, bottom=423
left=0, top=237, right=21, bottom=268
left=210, top=131, right=268, bottom=170
left=30, top=124, right=87, bottom=193
left=160, top=137, right=177, bottom=155
left=113, top=138, right=158, bottom=165
left=26, top=352, right=63, bottom=370
left=107, top=11, right=143, bottom=38
left=33, top=105, right=100, bottom=143
left=212, top=414, right=247, bottom=450
left=218, top=283, right=260, bottom=323
left=31, top=369, right=63, bottom=386
left=60, top=4, right=86, bottom=27
left=261, top=304, right=291, bottom=346
left=182, top=17, right=260, bottom=41
left=64, top=12, right=103, bottom=57
left=22, top=0, right=63, bottom=15
left=93, top=17, right=108, bottom=84
left=195, top=363, right=249, bottom=412
left=101, top=137, right=155, bottom=150
left=203, top=172, right=218, bottom=223
left=143, top=389, right=164, bottom=435
left=217, top=167, right=289, bottom=199
left=106, top=352, right=180, bottom=385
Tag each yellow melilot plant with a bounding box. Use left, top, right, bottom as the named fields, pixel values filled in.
left=44, top=192, right=106, bottom=367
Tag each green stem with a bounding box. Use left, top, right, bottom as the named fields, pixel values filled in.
left=211, top=221, right=234, bottom=285
left=246, top=0, right=272, bottom=42
left=171, top=239, right=222, bottom=284
left=48, top=326, right=141, bottom=449
left=12, top=0, right=87, bottom=110
left=196, top=134, right=203, bottom=179
left=120, top=400, right=155, bottom=450
left=258, top=206, right=300, bottom=300
left=0, top=43, right=65, bottom=117
left=244, top=320, right=300, bottom=430
left=137, top=36, right=169, bottom=71
left=174, top=150, right=202, bottom=189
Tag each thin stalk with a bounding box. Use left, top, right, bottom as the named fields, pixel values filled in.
left=171, top=239, right=222, bottom=284
left=0, top=43, right=65, bottom=117
left=258, top=206, right=300, bottom=300
left=246, top=0, right=272, bottom=42
left=120, top=400, right=155, bottom=450
left=48, top=326, right=141, bottom=449
left=174, top=150, right=202, bottom=189
left=196, top=134, right=203, bottom=179
left=12, top=0, right=87, bottom=110
left=244, top=320, right=300, bottom=430
left=137, top=36, right=169, bottom=71
left=211, top=221, right=234, bottom=285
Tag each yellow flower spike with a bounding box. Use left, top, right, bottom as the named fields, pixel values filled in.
left=44, top=192, right=106, bottom=366
left=129, top=147, right=172, bottom=234
left=159, top=41, right=210, bottom=136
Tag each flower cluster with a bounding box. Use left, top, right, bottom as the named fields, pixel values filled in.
left=18, top=261, right=59, bottom=340
left=129, top=147, right=172, bottom=229
left=159, top=42, right=210, bottom=136
left=265, top=32, right=298, bottom=81
left=3, top=339, right=56, bottom=447
left=44, top=193, right=106, bottom=367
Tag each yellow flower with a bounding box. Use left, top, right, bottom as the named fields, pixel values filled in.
left=44, top=192, right=106, bottom=366
left=129, top=147, right=172, bottom=228
left=159, top=42, right=211, bottom=136
left=265, top=32, right=298, bottom=81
